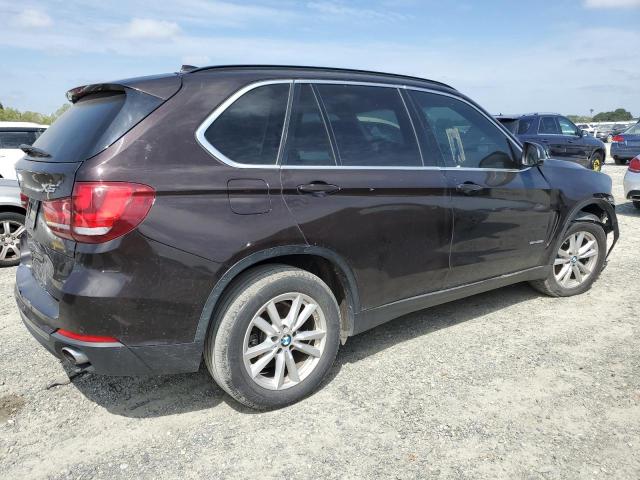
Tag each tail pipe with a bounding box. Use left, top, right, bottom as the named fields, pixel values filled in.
left=60, top=347, right=90, bottom=366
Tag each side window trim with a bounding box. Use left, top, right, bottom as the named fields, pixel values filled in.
left=195, top=78, right=524, bottom=171
left=195, top=79, right=293, bottom=169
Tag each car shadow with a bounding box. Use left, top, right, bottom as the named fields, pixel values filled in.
left=69, top=282, right=540, bottom=417
left=614, top=200, right=639, bottom=217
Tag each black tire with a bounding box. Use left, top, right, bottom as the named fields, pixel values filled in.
left=204, top=264, right=341, bottom=410
left=614, top=157, right=627, bottom=165
left=633, top=201, right=640, bottom=210
left=529, top=222, right=606, bottom=297
left=589, top=151, right=604, bottom=172
left=0, top=212, right=25, bottom=267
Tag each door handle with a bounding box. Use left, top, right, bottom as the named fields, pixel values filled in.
left=456, top=182, right=484, bottom=195
left=297, top=182, right=340, bottom=195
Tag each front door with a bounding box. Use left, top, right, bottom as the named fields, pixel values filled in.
left=406, top=89, right=555, bottom=287
left=280, top=82, right=452, bottom=310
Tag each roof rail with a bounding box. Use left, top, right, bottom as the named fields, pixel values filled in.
left=186, top=64, right=456, bottom=90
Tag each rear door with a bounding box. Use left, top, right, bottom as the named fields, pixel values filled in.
left=280, top=82, right=452, bottom=310
left=407, top=90, right=554, bottom=287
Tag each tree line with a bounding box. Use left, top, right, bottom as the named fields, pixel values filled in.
left=567, top=108, right=635, bottom=124
left=0, top=102, right=70, bottom=125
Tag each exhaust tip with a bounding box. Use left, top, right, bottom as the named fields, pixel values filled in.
left=60, top=347, right=89, bottom=366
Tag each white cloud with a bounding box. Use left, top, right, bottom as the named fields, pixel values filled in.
left=14, top=8, right=52, bottom=28
left=119, top=18, right=181, bottom=40
left=584, top=0, right=640, bottom=8
left=307, top=1, right=408, bottom=21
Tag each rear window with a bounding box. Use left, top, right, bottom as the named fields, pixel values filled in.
left=0, top=130, right=43, bottom=149
left=32, top=89, right=162, bottom=162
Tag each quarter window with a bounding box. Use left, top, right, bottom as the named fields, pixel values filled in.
left=204, top=83, right=289, bottom=165
left=409, top=91, right=518, bottom=169
left=283, top=84, right=335, bottom=166
left=539, top=116, right=560, bottom=134
left=315, top=84, right=421, bottom=167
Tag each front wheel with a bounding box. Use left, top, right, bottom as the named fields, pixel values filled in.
left=529, top=222, right=606, bottom=297
left=205, top=265, right=341, bottom=410
left=633, top=201, right=640, bottom=210
left=589, top=151, right=603, bottom=172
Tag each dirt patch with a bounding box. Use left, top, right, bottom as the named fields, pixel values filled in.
left=0, top=394, right=26, bottom=423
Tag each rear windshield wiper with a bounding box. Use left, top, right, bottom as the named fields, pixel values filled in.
left=19, top=144, right=51, bottom=158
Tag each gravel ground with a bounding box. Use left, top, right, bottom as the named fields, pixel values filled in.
left=1, top=157, right=639, bottom=480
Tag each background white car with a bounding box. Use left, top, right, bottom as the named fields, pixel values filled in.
left=623, top=155, right=640, bottom=210
left=0, top=122, right=47, bottom=179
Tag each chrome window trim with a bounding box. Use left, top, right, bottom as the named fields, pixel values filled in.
left=195, top=78, right=525, bottom=171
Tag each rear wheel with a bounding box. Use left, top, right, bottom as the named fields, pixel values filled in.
left=0, top=212, right=25, bottom=267
left=530, top=222, right=606, bottom=297
left=589, top=151, right=603, bottom=172
left=205, top=265, right=341, bottom=410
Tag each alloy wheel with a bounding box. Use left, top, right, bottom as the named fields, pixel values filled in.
left=553, top=231, right=599, bottom=288
left=242, top=292, right=327, bottom=390
left=0, top=220, right=25, bottom=262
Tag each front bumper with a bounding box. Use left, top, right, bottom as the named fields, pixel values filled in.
left=15, top=265, right=203, bottom=376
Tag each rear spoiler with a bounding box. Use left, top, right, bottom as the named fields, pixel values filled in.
left=66, top=73, right=182, bottom=103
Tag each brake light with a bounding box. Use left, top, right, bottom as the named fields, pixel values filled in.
left=42, top=182, right=155, bottom=243
left=612, top=135, right=624, bottom=143
left=629, top=156, right=640, bottom=173
left=19, top=193, right=28, bottom=209
left=56, top=329, right=119, bottom=343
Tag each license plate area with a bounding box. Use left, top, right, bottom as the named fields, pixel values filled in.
left=26, top=199, right=39, bottom=231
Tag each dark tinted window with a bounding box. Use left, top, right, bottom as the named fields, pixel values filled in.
left=205, top=84, right=289, bottom=165
left=34, top=90, right=161, bottom=162
left=283, top=84, right=334, bottom=166
left=497, top=119, right=518, bottom=134
left=517, top=120, right=531, bottom=134
left=0, top=130, right=40, bottom=149
left=539, top=116, right=559, bottom=134
left=316, top=84, right=421, bottom=167
left=410, top=91, right=518, bottom=169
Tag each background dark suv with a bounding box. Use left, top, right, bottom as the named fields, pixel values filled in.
left=15, top=66, right=618, bottom=409
left=496, top=113, right=606, bottom=171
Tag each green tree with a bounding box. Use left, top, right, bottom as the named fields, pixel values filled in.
left=0, top=102, right=70, bottom=124
left=592, top=108, right=634, bottom=122
left=567, top=115, right=593, bottom=123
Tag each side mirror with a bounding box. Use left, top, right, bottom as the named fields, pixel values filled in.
left=577, top=129, right=584, bottom=137
left=521, top=141, right=548, bottom=167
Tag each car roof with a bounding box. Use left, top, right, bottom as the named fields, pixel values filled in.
left=0, top=121, right=48, bottom=129
left=188, top=64, right=457, bottom=91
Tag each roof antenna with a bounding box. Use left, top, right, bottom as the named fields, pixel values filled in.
left=180, top=65, right=198, bottom=73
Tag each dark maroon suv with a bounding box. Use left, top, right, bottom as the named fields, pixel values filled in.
left=15, top=66, right=618, bottom=409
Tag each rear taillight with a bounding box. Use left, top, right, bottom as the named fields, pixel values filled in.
left=629, top=156, right=640, bottom=173
left=56, top=329, right=119, bottom=343
left=19, top=193, right=28, bottom=209
left=612, top=135, right=624, bottom=143
left=43, top=182, right=155, bottom=243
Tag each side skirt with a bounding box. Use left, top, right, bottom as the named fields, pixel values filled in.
left=352, top=265, right=549, bottom=335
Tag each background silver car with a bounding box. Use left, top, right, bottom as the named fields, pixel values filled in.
left=0, top=178, right=26, bottom=266
left=623, top=155, right=640, bottom=210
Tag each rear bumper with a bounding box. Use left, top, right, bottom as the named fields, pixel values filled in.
left=624, top=171, right=640, bottom=200
left=611, top=143, right=639, bottom=159
left=15, top=265, right=203, bottom=376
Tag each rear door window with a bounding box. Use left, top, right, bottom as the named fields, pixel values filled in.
left=283, top=84, right=335, bottom=166
left=538, top=116, right=560, bottom=134
left=409, top=90, right=518, bottom=169
left=315, top=84, right=421, bottom=167
left=204, top=83, right=290, bottom=165
left=517, top=120, right=531, bottom=134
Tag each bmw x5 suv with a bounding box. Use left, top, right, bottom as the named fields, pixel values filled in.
left=15, top=66, right=619, bottom=409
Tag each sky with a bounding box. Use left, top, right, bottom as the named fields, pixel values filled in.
left=1, top=0, right=639, bottom=117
